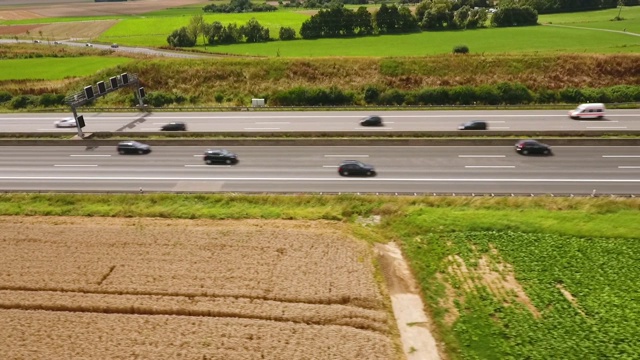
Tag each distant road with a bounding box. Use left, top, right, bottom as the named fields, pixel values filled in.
left=0, top=146, right=639, bottom=195
left=1, top=109, right=639, bottom=133
left=0, top=38, right=211, bottom=59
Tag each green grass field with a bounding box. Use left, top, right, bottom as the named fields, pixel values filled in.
left=0, top=193, right=638, bottom=359
left=92, top=6, right=639, bottom=56
left=199, top=25, right=639, bottom=57
left=96, top=12, right=310, bottom=47
left=0, top=56, right=132, bottom=80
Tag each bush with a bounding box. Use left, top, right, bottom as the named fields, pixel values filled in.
left=497, top=82, right=533, bottom=104
left=167, top=27, right=196, bottom=47
left=269, top=86, right=354, bottom=106
left=363, top=86, right=381, bottom=104
left=0, top=91, right=12, bottom=103
left=9, top=95, right=37, bottom=109
left=453, top=45, right=469, bottom=54
left=491, top=6, right=538, bottom=27
left=415, top=87, right=450, bottom=105
left=39, top=93, right=66, bottom=107
left=145, top=92, right=175, bottom=107
left=558, top=87, right=585, bottom=103
left=449, top=85, right=476, bottom=105
left=378, top=89, right=406, bottom=105
left=279, top=27, right=296, bottom=40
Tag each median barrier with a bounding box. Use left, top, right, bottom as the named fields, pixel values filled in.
left=1, top=133, right=639, bottom=147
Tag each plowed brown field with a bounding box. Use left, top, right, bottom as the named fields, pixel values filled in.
left=0, top=216, right=397, bottom=359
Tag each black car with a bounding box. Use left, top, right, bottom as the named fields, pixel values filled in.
left=117, top=141, right=151, bottom=155
left=515, top=140, right=552, bottom=155
left=338, top=160, right=376, bottom=177
left=360, top=115, right=383, bottom=127
left=458, top=120, right=488, bottom=130
left=203, top=149, right=239, bottom=165
left=161, top=122, right=187, bottom=131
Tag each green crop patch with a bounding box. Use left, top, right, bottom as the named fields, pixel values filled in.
left=401, top=230, right=640, bottom=359
left=0, top=56, right=133, bottom=80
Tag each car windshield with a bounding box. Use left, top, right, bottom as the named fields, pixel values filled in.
left=208, top=149, right=228, bottom=155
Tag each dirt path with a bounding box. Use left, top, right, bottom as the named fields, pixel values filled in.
left=376, top=242, right=442, bottom=360
left=543, top=23, right=640, bottom=37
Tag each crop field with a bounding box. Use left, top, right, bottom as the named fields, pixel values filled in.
left=0, top=56, right=133, bottom=80
left=399, top=229, right=640, bottom=359
left=0, top=216, right=397, bottom=359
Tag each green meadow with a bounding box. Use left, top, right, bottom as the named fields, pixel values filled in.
left=0, top=56, right=132, bottom=80
left=97, top=12, right=310, bottom=47
left=91, top=6, right=640, bottom=56
left=197, top=25, right=639, bottom=57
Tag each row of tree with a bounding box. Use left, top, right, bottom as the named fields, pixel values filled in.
left=167, top=17, right=276, bottom=46
left=202, top=0, right=277, bottom=13
left=298, top=3, right=534, bottom=39
left=167, top=2, right=539, bottom=47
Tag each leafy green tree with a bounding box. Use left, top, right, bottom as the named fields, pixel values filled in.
left=374, top=3, right=395, bottom=33
left=206, top=21, right=225, bottom=44
left=219, top=23, right=243, bottom=44
left=397, top=6, right=419, bottom=32
left=300, top=17, right=322, bottom=39
left=279, top=26, right=297, bottom=40
left=491, top=6, right=538, bottom=27
left=241, top=18, right=270, bottom=43
left=354, top=6, right=374, bottom=35
left=167, top=26, right=196, bottom=47
left=187, top=15, right=205, bottom=45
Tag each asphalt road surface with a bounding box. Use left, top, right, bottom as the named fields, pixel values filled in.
left=1, top=146, right=638, bottom=194
left=1, top=109, right=639, bottom=133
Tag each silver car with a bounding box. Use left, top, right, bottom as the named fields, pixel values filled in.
left=54, top=117, right=77, bottom=128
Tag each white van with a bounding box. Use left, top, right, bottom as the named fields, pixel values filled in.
left=569, top=103, right=606, bottom=119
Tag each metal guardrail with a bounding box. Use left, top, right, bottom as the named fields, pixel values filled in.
left=0, top=190, right=637, bottom=197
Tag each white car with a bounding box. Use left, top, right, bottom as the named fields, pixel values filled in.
left=85, top=43, right=93, bottom=47
left=54, top=117, right=77, bottom=128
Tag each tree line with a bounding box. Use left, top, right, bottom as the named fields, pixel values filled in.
left=167, top=2, right=538, bottom=47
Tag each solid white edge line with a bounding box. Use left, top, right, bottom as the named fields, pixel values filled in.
left=459, top=155, right=506, bottom=158
left=53, top=165, right=98, bottom=167
left=465, top=166, right=515, bottom=168
left=603, top=155, right=640, bottom=158
left=323, top=165, right=339, bottom=168
left=324, top=155, right=369, bottom=158
left=618, top=166, right=640, bottom=169
left=3, top=176, right=639, bottom=183
left=243, top=127, right=280, bottom=130
left=586, top=127, right=627, bottom=129
left=69, top=155, right=111, bottom=157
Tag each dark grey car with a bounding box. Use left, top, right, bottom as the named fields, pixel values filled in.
left=515, top=140, right=552, bottom=155
left=360, top=115, right=383, bottom=127
left=117, top=141, right=151, bottom=155
left=161, top=122, right=187, bottom=131
left=338, top=160, right=377, bottom=176
left=203, top=149, right=239, bottom=165
left=458, top=120, right=488, bottom=130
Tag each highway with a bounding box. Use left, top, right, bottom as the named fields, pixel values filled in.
left=1, top=109, right=638, bottom=133
left=0, top=146, right=638, bottom=194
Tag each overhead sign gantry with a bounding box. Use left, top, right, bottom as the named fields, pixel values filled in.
left=65, top=72, right=146, bottom=138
